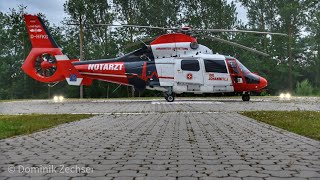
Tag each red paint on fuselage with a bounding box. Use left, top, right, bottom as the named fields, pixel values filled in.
left=226, top=59, right=268, bottom=92
left=74, top=62, right=129, bottom=85
left=232, top=76, right=268, bottom=92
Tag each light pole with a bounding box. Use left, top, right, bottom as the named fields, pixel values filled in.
left=79, top=19, right=84, bottom=99
left=313, top=50, right=319, bottom=88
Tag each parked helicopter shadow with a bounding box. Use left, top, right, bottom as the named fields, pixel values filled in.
left=90, top=97, right=271, bottom=104
left=150, top=98, right=270, bottom=104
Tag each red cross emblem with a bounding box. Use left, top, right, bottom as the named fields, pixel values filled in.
left=209, top=74, right=214, bottom=80
left=186, top=73, right=193, bottom=79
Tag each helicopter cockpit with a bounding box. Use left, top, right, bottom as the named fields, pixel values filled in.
left=236, top=60, right=261, bottom=84
left=226, top=59, right=262, bottom=85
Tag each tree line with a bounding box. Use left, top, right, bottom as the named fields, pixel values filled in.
left=0, top=0, right=319, bottom=99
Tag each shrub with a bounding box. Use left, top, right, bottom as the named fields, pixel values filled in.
left=295, top=79, right=314, bottom=96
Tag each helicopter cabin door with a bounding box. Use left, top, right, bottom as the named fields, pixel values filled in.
left=174, top=59, right=204, bottom=91
left=226, top=59, right=244, bottom=85
left=203, top=59, right=233, bottom=92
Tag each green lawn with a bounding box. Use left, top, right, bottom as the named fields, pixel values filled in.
left=240, top=111, right=320, bottom=141
left=0, top=114, right=93, bottom=139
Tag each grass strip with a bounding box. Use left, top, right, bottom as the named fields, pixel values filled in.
left=0, top=114, right=93, bottom=139
left=240, top=111, right=320, bottom=141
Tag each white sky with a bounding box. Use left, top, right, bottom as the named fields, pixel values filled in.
left=231, top=0, right=249, bottom=24
left=0, top=0, right=66, bottom=26
left=0, top=0, right=248, bottom=26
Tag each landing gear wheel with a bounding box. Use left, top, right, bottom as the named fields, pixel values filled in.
left=242, top=94, right=250, bottom=101
left=164, top=87, right=175, bottom=102
left=165, top=95, right=175, bottom=102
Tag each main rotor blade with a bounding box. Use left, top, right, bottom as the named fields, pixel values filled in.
left=123, top=36, right=157, bottom=49
left=194, top=29, right=287, bottom=36
left=203, top=35, right=270, bottom=57
left=67, top=23, right=287, bottom=36
left=67, top=23, right=174, bottom=30
left=93, top=24, right=174, bottom=30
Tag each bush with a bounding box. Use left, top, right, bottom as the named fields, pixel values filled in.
left=295, top=79, right=314, bottom=96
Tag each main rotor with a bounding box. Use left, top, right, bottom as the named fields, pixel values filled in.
left=68, top=23, right=288, bottom=57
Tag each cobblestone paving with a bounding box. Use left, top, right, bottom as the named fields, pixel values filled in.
left=0, top=111, right=319, bottom=179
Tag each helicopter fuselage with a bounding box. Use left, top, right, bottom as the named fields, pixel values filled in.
left=72, top=33, right=268, bottom=100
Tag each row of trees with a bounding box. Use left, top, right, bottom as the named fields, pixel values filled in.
left=0, top=0, right=319, bottom=99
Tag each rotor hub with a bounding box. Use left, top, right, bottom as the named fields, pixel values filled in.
left=41, top=60, right=55, bottom=69
left=181, top=26, right=192, bottom=31
left=178, top=26, right=193, bottom=35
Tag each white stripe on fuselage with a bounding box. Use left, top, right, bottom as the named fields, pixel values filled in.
left=80, top=72, right=127, bottom=78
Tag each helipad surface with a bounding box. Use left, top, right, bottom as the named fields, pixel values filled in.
left=0, top=97, right=319, bottom=179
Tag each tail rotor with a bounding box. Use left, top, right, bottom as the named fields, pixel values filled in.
left=35, top=53, right=57, bottom=78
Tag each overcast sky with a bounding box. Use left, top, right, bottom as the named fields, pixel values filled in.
left=0, top=0, right=248, bottom=26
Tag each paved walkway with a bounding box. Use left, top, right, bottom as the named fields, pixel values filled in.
left=0, top=112, right=319, bottom=179
left=0, top=97, right=320, bottom=114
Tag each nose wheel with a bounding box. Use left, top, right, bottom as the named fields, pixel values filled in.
left=242, top=93, right=250, bottom=101
left=164, top=93, right=175, bottom=102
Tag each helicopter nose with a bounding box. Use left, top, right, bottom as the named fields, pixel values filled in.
left=259, top=77, right=268, bottom=88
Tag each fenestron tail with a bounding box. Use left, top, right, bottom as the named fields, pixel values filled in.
left=22, top=14, right=84, bottom=86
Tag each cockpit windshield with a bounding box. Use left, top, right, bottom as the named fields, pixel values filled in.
left=236, top=60, right=251, bottom=74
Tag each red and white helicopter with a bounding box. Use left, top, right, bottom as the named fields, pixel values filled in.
left=22, top=15, right=286, bottom=102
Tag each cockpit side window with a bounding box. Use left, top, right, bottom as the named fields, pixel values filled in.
left=236, top=60, right=251, bottom=74
left=227, top=61, right=239, bottom=74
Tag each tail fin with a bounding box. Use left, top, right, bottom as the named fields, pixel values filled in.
left=22, top=14, right=85, bottom=86
left=24, top=14, right=59, bottom=48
